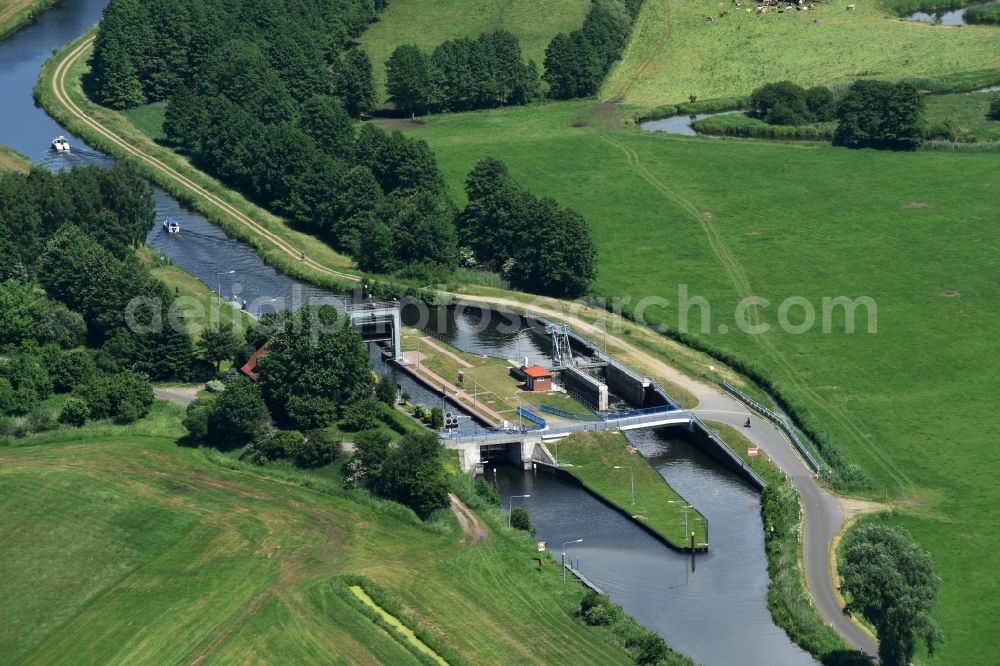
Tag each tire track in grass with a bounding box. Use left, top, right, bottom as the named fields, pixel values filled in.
left=608, top=0, right=672, bottom=101
left=598, top=133, right=913, bottom=492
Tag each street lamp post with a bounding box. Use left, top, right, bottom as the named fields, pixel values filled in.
left=508, top=494, right=531, bottom=527
left=614, top=465, right=635, bottom=505
left=562, top=538, right=583, bottom=583
left=505, top=394, right=523, bottom=431
left=217, top=270, right=234, bottom=303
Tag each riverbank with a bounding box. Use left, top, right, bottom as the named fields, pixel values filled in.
left=0, top=0, right=55, bottom=40
left=34, top=33, right=364, bottom=293
left=704, top=421, right=871, bottom=664
left=0, top=144, right=30, bottom=173
left=555, top=430, right=708, bottom=550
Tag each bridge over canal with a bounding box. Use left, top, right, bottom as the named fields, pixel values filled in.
left=441, top=407, right=766, bottom=489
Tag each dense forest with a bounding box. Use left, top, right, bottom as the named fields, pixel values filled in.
left=90, top=0, right=600, bottom=295
left=0, top=163, right=197, bottom=432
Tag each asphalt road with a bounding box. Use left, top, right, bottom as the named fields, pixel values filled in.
left=694, top=393, right=879, bottom=659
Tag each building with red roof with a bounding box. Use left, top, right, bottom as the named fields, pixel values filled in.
left=523, top=364, right=552, bottom=392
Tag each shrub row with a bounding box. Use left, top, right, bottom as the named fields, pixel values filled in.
left=691, top=114, right=835, bottom=140
left=760, top=476, right=870, bottom=665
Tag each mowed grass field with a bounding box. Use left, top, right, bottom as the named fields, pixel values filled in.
left=401, top=99, right=1000, bottom=663
left=0, top=406, right=633, bottom=665
left=358, top=0, right=590, bottom=102
left=603, top=0, right=1000, bottom=108
left=557, top=431, right=708, bottom=547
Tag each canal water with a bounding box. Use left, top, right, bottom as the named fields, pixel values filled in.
left=1, top=4, right=814, bottom=663
left=494, top=428, right=815, bottom=665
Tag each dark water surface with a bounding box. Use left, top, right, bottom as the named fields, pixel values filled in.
left=494, top=428, right=816, bottom=665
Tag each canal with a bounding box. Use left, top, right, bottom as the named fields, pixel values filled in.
left=0, top=4, right=814, bottom=663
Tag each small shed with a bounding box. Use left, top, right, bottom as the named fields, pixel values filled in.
left=523, top=365, right=553, bottom=392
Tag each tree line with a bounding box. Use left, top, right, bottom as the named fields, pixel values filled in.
left=543, top=0, right=644, bottom=100
left=92, top=0, right=468, bottom=284
left=385, top=30, right=541, bottom=116
left=458, top=158, right=597, bottom=297
left=748, top=79, right=927, bottom=150
left=90, top=0, right=600, bottom=294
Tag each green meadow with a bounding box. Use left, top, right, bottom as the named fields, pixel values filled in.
left=0, top=407, right=636, bottom=665
left=603, top=0, right=1000, bottom=108
left=400, top=99, right=1000, bottom=664
left=358, top=0, right=590, bottom=102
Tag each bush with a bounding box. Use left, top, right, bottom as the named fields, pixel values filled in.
left=510, top=506, right=535, bottom=534
left=207, top=375, right=271, bottom=446
left=342, top=396, right=382, bottom=431
left=429, top=406, right=444, bottom=430
left=205, top=379, right=225, bottom=393
left=183, top=398, right=212, bottom=442
left=474, top=476, right=500, bottom=505
left=59, top=396, right=90, bottom=427
left=750, top=81, right=811, bottom=125
left=989, top=94, right=1000, bottom=120
left=26, top=409, right=59, bottom=433
left=291, top=431, right=341, bottom=468
left=376, top=372, right=398, bottom=404
left=240, top=428, right=300, bottom=465
left=835, top=80, right=925, bottom=149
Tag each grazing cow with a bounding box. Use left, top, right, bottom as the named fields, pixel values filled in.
left=756, top=5, right=768, bottom=13
left=720, top=10, right=730, bottom=17
left=846, top=3, right=855, bottom=10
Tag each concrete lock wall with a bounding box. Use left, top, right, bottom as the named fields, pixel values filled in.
left=560, top=367, right=609, bottom=410
left=604, top=362, right=647, bottom=407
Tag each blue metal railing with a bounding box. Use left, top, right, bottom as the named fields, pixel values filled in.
left=720, top=381, right=821, bottom=473
left=603, top=404, right=679, bottom=420
left=441, top=410, right=695, bottom=444
left=538, top=404, right=603, bottom=422
left=516, top=406, right=547, bottom=429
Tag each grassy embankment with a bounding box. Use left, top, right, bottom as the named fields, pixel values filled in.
left=358, top=0, right=590, bottom=102
left=136, top=245, right=253, bottom=341
left=603, top=0, right=1000, bottom=110
left=0, top=144, right=31, bottom=173
left=705, top=420, right=869, bottom=663
left=0, top=413, right=643, bottom=665
left=0, top=0, right=56, bottom=39
left=965, top=2, right=1000, bottom=24
left=35, top=33, right=362, bottom=294
left=555, top=430, right=708, bottom=548
left=400, top=327, right=595, bottom=420
left=399, top=99, right=1000, bottom=664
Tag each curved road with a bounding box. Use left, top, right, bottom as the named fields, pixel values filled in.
left=52, top=39, right=876, bottom=660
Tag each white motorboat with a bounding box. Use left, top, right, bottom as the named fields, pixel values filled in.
left=51, top=136, right=70, bottom=152
left=163, top=217, right=181, bottom=234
